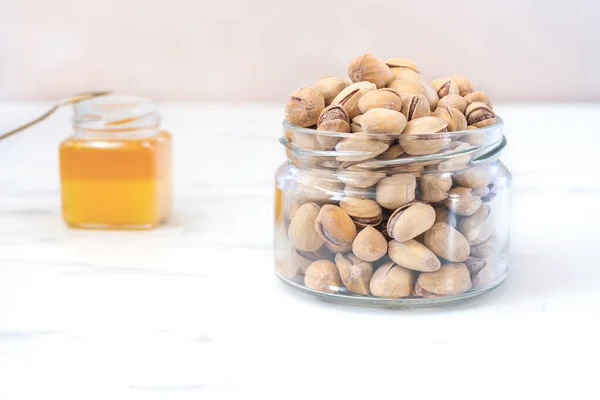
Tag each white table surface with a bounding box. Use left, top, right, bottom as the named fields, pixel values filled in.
left=1, top=102, right=599, bottom=399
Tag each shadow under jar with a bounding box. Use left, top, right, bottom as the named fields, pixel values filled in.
left=274, top=118, right=511, bottom=307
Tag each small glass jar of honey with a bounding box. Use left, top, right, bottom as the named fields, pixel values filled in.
left=59, top=95, right=173, bottom=229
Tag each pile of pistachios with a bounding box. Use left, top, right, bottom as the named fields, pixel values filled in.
left=279, top=54, right=504, bottom=299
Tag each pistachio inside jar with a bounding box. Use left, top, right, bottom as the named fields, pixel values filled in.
left=274, top=55, right=511, bottom=307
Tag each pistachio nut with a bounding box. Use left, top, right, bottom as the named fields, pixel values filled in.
left=331, top=81, right=377, bottom=119
left=388, top=239, right=441, bottom=272
left=437, top=94, right=468, bottom=114
left=434, top=107, right=467, bottom=132
left=388, top=79, right=438, bottom=111
left=453, top=164, right=493, bottom=188
left=390, top=68, right=422, bottom=81
left=399, top=116, right=451, bottom=156
left=285, top=87, right=325, bottom=128
left=352, top=226, right=388, bottom=262
left=339, top=197, right=383, bottom=227
left=288, top=203, right=324, bottom=252
left=293, top=250, right=317, bottom=275
left=419, top=173, right=453, bottom=203
left=437, top=142, right=471, bottom=172
left=375, top=174, right=417, bottom=209
left=470, top=236, right=499, bottom=259
left=315, top=205, right=357, bottom=248
left=369, top=261, right=415, bottom=298
left=290, top=130, right=322, bottom=150
left=464, top=91, right=493, bottom=109
left=351, top=114, right=364, bottom=132
left=334, top=253, right=374, bottom=295
left=458, top=204, right=493, bottom=245
left=318, top=104, right=350, bottom=126
left=451, top=76, right=473, bottom=96
left=400, top=94, right=431, bottom=122
left=466, top=102, right=496, bottom=127
left=417, top=263, right=472, bottom=295
left=473, top=186, right=490, bottom=197
left=385, top=58, right=420, bottom=72
left=413, top=282, right=437, bottom=298
left=316, top=120, right=348, bottom=149
left=315, top=76, right=349, bottom=106
left=326, top=241, right=353, bottom=254
left=424, top=222, right=470, bottom=262
left=432, top=77, right=459, bottom=98
left=335, top=135, right=390, bottom=162
left=444, top=187, right=482, bottom=216
left=464, top=256, right=487, bottom=277
left=348, top=53, right=392, bottom=88
left=360, top=108, right=407, bottom=135
left=377, top=144, right=404, bottom=160
left=304, top=260, right=342, bottom=293
left=337, top=169, right=385, bottom=189
left=358, top=89, right=402, bottom=113
left=387, top=202, right=436, bottom=242
left=434, top=206, right=459, bottom=229
left=471, top=264, right=497, bottom=288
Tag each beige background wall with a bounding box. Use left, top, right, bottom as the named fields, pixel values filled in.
left=0, top=0, right=597, bottom=102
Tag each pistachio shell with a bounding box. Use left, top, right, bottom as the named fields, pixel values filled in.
left=387, top=202, right=436, bottom=242
left=375, top=174, right=417, bottom=209
left=424, top=222, right=470, bottom=262
left=432, top=77, right=459, bottom=98
left=304, top=260, right=342, bottom=293
left=434, top=206, right=459, bottom=229
left=473, top=186, right=490, bottom=197
left=348, top=53, right=392, bottom=89
left=331, top=81, right=377, bottom=119
left=316, top=120, right=348, bottom=149
left=351, top=114, right=364, bottom=132
left=388, top=239, right=441, bottom=272
left=464, top=91, right=493, bottom=109
left=318, top=104, right=350, bottom=126
left=339, top=198, right=383, bottom=227
left=315, top=205, right=357, bottom=247
left=343, top=185, right=372, bottom=199
left=377, top=144, right=404, bottom=160
left=466, top=102, right=496, bottom=126
left=337, top=169, right=385, bottom=189
left=445, top=187, right=482, bottom=216
left=334, top=253, right=373, bottom=295
left=369, top=261, right=415, bottom=298
left=399, top=116, right=451, bottom=156
left=390, top=68, right=422, bottom=81
left=287, top=203, right=324, bottom=252
left=437, top=94, right=468, bottom=114
left=335, top=136, right=390, bottom=162
left=285, top=87, right=325, bottom=128
left=413, top=282, right=437, bottom=298
left=388, top=79, right=437, bottom=109
left=315, top=76, right=349, bottom=106
left=453, top=165, right=493, bottom=188
left=470, top=237, right=499, bottom=259
left=361, top=108, right=407, bottom=135
left=401, top=94, right=430, bottom=121
left=358, top=89, right=402, bottom=113
left=437, top=142, right=471, bottom=172
left=464, top=257, right=487, bottom=277
left=417, top=263, right=472, bottom=295
left=419, top=173, right=453, bottom=202
left=458, top=204, right=493, bottom=245
left=434, top=107, right=467, bottom=132
left=451, top=76, right=473, bottom=96
left=293, top=251, right=315, bottom=275
left=326, top=241, right=353, bottom=253
left=352, top=226, right=388, bottom=262
left=385, top=58, right=420, bottom=72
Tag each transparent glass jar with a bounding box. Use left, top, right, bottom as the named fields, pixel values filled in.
left=274, top=118, right=510, bottom=306
left=59, top=95, right=173, bottom=229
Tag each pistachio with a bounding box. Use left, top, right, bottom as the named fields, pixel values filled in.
left=451, top=76, right=473, bottom=96
left=466, top=102, right=496, bottom=127
left=390, top=68, right=422, bottom=81
left=434, top=206, right=459, bottom=229
left=375, top=174, right=417, bottom=209
left=401, top=94, right=430, bottom=121
left=399, top=116, right=451, bottom=156
left=417, top=263, right=472, bottom=295
left=287, top=203, right=324, bottom=252
left=285, top=87, right=325, bottom=127
left=432, top=77, right=459, bottom=98
left=316, top=120, right=349, bottom=148
left=334, top=253, right=373, bottom=295
left=377, top=144, right=404, bottom=160
left=361, top=108, right=407, bottom=135
left=353, top=226, right=388, bottom=262
left=470, top=236, right=499, bottom=259
left=331, top=81, right=377, bottom=119
left=453, top=164, right=493, bottom=188
left=318, top=104, right=350, bottom=126
left=335, top=135, right=390, bottom=162
left=464, top=256, right=487, bottom=277
left=343, top=185, right=372, bottom=199
left=388, top=239, right=441, bottom=272
left=464, top=91, right=493, bottom=109
left=348, top=53, right=392, bottom=88
left=388, top=79, right=438, bottom=111
left=351, top=114, right=364, bottom=132
left=369, top=261, right=414, bottom=298
left=419, top=173, right=453, bottom=203
left=385, top=58, right=420, bottom=72
left=437, top=142, right=471, bottom=172
left=444, top=187, right=482, bottom=216
left=326, top=241, right=353, bottom=253
left=376, top=212, right=392, bottom=242
left=339, top=197, right=383, bottom=227
left=337, top=170, right=385, bottom=189
left=387, top=202, right=436, bottom=242
left=424, top=222, right=470, bottom=262
left=413, top=282, right=437, bottom=298
left=458, top=204, right=493, bottom=245
left=315, top=205, right=357, bottom=248
left=293, top=250, right=317, bottom=275
left=437, top=94, right=468, bottom=114
left=471, top=264, right=496, bottom=288
left=358, top=89, right=402, bottom=113
left=434, top=107, right=467, bottom=132
left=304, top=260, right=342, bottom=293
left=315, top=76, right=349, bottom=106
left=472, top=186, right=490, bottom=197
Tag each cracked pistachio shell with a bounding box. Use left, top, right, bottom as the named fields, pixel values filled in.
left=451, top=76, right=474, bottom=96
left=334, top=253, right=373, bottom=295
left=351, top=114, right=364, bottom=132
left=335, top=135, right=389, bottom=162
left=315, top=76, right=349, bottom=106
left=361, top=108, right=407, bottom=135
left=458, top=204, right=493, bottom=245
left=385, top=58, right=420, bottom=72
left=369, top=261, right=415, bottom=298
left=401, top=94, right=431, bottom=121
left=332, top=81, right=377, bottom=119
left=288, top=203, right=324, bottom=252
left=432, top=77, right=460, bottom=98
left=387, top=202, right=436, bottom=242
left=285, top=87, right=325, bottom=128
left=466, top=102, right=496, bottom=127
left=358, top=89, right=402, bottom=113
left=464, top=256, right=487, bottom=277
left=387, top=79, right=436, bottom=110
left=464, top=91, right=493, bottom=109
left=454, top=164, right=493, bottom=188
left=417, top=263, right=472, bottom=295
left=315, top=205, right=357, bottom=248
left=318, top=104, right=350, bottom=126
left=340, top=197, right=383, bottom=227
left=419, top=173, right=453, bottom=203
left=434, top=107, right=467, bottom=132
left=375, top=174, right=417, bottom=209
left=445, top=187, right=482, bottom=216
left=437, top=94, right=468, bottom=114
left=434, top=206, right=459, bottom=229
left=377, top=144, right=404, bottom=160
left=399, top=116, right=451, bottom=156
left=388, top=239, right=441, bottom=272
left=337, top=170, right=385, bottom=189
left=353, top=226, right=388, bottom=262
left=424, top=222, right=470, bottom=262
left=348, top=53, right=392, bottom=88
left=438, top=142, right=471, bottom=172
left=304, top=260, right=342, bottom=293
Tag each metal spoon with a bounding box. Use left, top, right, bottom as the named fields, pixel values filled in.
left=0, top=91, right=112, bottom=142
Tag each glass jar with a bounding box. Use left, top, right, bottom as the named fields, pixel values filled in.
left=59, top=95, right=173, bottom=229
left=274, top=118, right=510, bottom=306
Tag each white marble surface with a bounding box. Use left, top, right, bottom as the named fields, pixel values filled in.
left=1, top=102, right=600, bottom=399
